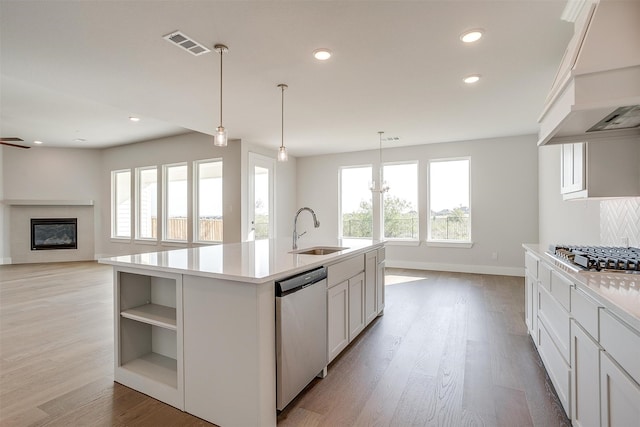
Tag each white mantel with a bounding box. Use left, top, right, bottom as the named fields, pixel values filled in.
left=1, top=199, right=94, bottom=206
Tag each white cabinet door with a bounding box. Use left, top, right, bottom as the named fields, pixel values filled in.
left=571, top=320, right=601, bottom=427
left=364, top=252, right=377, bottom=325
left=328, top=280, right=349, bottom=363
left=348, top=272, right=365, bottom=341
left=561, top=142, right=585, bottom=195
left=525, top=274, right=533, bottom=333
left=600, top=352, right=640, bottom=427
left=376, top=258, right=385, bottom=314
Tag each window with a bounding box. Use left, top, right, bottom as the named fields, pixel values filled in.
left=194, top=159, right=223, bottom=242
left=383, top=162, right=418, bottom=240
left=136, top=167, right=157, bottom=240
left=428, top=158, right=471, bottom=242
left=111, top=169, right=131, bottom=238
left=340, top=166, right=373, bottom=238
left=163, top=163, right=188, bottom=241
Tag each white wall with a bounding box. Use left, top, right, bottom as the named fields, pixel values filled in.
left=297, top=135, right=539, bottom=276
left=99, top=132, right=242, bottom=257
left=1, top=146, right=102, bottom=263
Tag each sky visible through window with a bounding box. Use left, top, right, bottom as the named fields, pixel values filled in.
left=341, top=167, right=371, bottom=214
left=430, top=159, right=469, bottom=212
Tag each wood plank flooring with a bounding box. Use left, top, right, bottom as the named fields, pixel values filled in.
left=0, top=263, right=570, bottom=426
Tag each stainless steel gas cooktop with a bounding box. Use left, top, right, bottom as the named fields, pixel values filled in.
left=548, top=245, right=640, bottom=274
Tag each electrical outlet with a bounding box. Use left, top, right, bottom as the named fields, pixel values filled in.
left=491, top=252, right=498, bottom=260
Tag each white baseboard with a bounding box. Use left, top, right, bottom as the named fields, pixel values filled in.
left=0, top=257, right=12, bottom=265
left=386, top=259, right=524, bottom=277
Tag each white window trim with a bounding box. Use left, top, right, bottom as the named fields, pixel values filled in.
left=111, top=168, right=132, bottom=239
left=135, top=165, right=158, bottom=242
left=426, top=156, right=472, bottom=244
left=193, top=158, right=223, bottom=244
left=338, top=164, right=373, bottom=239
left=162, top=162, right=189, bottom=243
left=382, top=160, right=419, bottom=241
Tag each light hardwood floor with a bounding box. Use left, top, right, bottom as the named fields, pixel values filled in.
left=0, top=263, right=570, bottom=426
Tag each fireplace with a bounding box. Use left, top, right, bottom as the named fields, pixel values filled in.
left=31, top=218, right=78, bottom=250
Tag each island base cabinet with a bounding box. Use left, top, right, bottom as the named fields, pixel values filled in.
left=114, top=268, right=183, bottom=410
left=348, top=272, right=365, bottom=341
left=571, top=320, right=601, bottom=427
left=600, top=352, right=640, bottom=427
left=182, top=275, right=276, bottom=427
left=364, top=251, right=377, bottom=325
left=328, top=281, right=349, bottom=363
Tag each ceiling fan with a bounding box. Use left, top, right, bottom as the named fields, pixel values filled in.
left=0, top=137, right=30, bottom=149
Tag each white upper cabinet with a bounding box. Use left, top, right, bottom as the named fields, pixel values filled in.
left=560, top=139, right=640, bottom=200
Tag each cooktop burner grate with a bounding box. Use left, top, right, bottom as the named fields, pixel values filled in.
left=548, top=245, right=640, bottom=273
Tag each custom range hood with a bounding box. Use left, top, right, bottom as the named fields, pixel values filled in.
left=537, top=0, right=640, bottom=146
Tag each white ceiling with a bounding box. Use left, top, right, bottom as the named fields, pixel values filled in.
left=0, top=1, right=572, bottom=157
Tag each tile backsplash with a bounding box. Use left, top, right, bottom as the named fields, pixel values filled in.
left=600, top=198, right=640, bottom=247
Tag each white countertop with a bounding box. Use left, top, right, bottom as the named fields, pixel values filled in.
left=99, top=238, right=384, bottom=284
left=523, top=244, right=640, bottom=331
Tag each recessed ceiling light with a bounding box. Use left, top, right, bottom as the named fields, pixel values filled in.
left=460, top=29, right=484, bottom=43
left=74, top=138, right=86, bottom=142
left=313, top=48, right=332, bottom=60
left=33, top=140, right=43, bottom=144
left=129, top=116, right=140, bottom=122
left=463, top=74, right=481, bottom=84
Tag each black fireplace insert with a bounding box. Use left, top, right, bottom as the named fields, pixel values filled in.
left=31, top=218, right=78, bottom=250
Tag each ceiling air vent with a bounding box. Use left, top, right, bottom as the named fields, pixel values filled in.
left=382, top=137, right=400, bottom=142
left=163, top=31, right=210, bottom=56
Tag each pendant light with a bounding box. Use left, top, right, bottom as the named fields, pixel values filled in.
left=370, top=131, right=389, bottom=193
left=214, top=44, right=229, bottom=147
left=277, top=83, right=289, bottom=162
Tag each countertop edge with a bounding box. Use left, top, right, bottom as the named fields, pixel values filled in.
left=99, top=241, right=384, bottom=284
left=522, top=243, right=640, bottom=332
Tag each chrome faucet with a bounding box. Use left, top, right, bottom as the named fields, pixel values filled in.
left=293, top=207, right=320, bottom=250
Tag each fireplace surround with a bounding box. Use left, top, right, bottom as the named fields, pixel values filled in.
left=31, top=218, right=78, bottom=250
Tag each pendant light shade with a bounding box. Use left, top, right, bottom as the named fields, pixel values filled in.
left=277, top=83, right=289, bottom=162
left=214, top=44, right=229, bottom=147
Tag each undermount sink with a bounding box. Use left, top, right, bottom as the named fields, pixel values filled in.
left=291, top=246, right=348, bottom=255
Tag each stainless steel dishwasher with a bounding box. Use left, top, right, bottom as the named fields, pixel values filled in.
left=275, top=266, right=328, bottom=410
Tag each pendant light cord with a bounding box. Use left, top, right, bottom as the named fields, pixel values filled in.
left=281, top=85, right=285, bottom=149
left=219, top=49, right=223, bottom=127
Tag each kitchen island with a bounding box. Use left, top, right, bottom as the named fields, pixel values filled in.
left=100, top=238, right=384, bottom=427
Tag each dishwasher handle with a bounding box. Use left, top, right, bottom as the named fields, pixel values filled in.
left=275, top=266, right=327, bottom=297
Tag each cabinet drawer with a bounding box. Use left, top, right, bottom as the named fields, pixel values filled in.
left=327, top=255, right=364, bottom=288
left=539, top=262, right=552, bottom=292
left=570, top=287, right=601, bottom=341
left=538, top=319, right=571, bottom=418
left=525, top=252, right=539, bottom=279
left=600, top=309, right=640, bottom=385
left=538, top=285, right=570, bottom=362
left=550, top=271, right=571, bottom=312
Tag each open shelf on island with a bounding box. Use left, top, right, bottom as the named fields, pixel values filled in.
left=121, top=304, right=177, bottom=330
left=120, top=352, right=178, bottom=389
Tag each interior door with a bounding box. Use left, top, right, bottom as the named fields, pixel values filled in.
left=247, top=152, right=275, bottom=241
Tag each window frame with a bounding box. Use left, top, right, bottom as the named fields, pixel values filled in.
left=426, top=157, right=473, bottom=247
left=338, top=164, right=373, bottom=239
left=193, top=158, right=223, bottom=244
left=111, top=169, right=132, bottom=240
left=382, top=160, right=419, bottom=242
left=135, top=166, right=158, bottom=242
left=162, top=162, right=189, bottom=243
